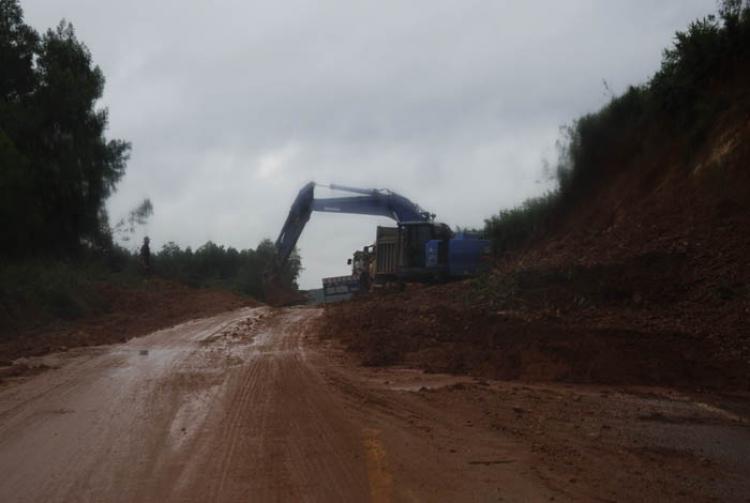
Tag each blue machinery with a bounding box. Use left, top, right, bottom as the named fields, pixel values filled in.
left=265, top=182, right=490, bottom=289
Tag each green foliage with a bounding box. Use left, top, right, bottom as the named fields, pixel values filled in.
left=0, top=235, right=298, bottom=335
left=153, top=239, right=302, bottom=300
left=483, top=192, right=559, bottom=254
left=0, top=2, right=130, bottom=258
left=556, top=85, right=648, bottom=202
left=0, top=254, right=169, bottom=336
left=650, top=0, right=750, bottom=123
left=0, top=0, right=38, bottom=100
left=113, top=198, right=154, bottom=243
left=485, top=0, right=750, bottom=254
left=0, top=260, right=103, bottom=335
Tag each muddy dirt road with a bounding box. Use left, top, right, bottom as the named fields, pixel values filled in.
left=0, top=307, right=748, bottom=502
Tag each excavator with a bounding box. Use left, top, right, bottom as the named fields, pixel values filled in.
left=264, top=182, right=490, bottom=303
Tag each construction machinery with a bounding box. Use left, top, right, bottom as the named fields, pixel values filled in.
left=265, top=182, right=490, bottom=299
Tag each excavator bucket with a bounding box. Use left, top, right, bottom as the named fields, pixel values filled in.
left=263, top=274, right=307, bottom=307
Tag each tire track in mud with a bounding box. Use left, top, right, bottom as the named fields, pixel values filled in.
left=128, top=311, right=266, bottom=502
left=210, top=353, right=267, bottom=501
left=198, top=309, right=371, bottom=503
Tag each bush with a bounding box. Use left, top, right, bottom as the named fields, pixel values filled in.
left=0, top=260, right=101, bottom=334
left=484, top=192, right=560, bottom=254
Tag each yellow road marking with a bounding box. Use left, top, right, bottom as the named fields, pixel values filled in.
left=362, top=428, right=393, bottom=503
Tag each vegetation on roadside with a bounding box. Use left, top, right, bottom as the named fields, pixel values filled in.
left=484, top=0, right=750, bottom=254
left=0, top=237, right=302, bottom=337
left=0, top=259, right=148, bottom=335
left=0, top=237, right=301, bottom=337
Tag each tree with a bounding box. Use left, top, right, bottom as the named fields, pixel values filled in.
left=0, top=2, right=130, bottom=258
left=0, top=0, right=38, bottom=101
left=0, top=0, right=40, bottom=255
left=149, top=238, right=303, bottom=301
left=113, top=198, right=154, bottom=243
left=31, top=21, right=130, bottom=254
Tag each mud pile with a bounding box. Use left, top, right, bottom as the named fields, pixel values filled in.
left=319, top=275, right=747, bottom=389
left=318, top=75, right=750, bottom=390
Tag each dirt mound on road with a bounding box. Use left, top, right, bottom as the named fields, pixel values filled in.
left=0, top=277, right=258, bottom=362
left=318, top=278, right=748, bottom=390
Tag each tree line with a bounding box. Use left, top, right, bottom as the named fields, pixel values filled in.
left=146, top=240, right=301, bottom=298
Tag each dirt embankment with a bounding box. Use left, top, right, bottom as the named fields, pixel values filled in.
left=0, top=277, right=258, bottom=365
left=318, top=77, right=750, bottom=390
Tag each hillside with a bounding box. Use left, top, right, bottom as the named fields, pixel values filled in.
left=317, top=50, right=750, bottom=390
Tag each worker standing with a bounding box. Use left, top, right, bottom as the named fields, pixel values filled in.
left=140, top=236, right=151, bottom=276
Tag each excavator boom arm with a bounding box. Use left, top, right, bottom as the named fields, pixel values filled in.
left=265, top=182, right=433, bottom=280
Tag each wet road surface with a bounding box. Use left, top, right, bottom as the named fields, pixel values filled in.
left=0, top=308, right=371, bottom=502
left=1, top=307, right=748, bottom=502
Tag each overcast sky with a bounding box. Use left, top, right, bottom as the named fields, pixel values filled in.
left=23, top=0, right=715, bottom=289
